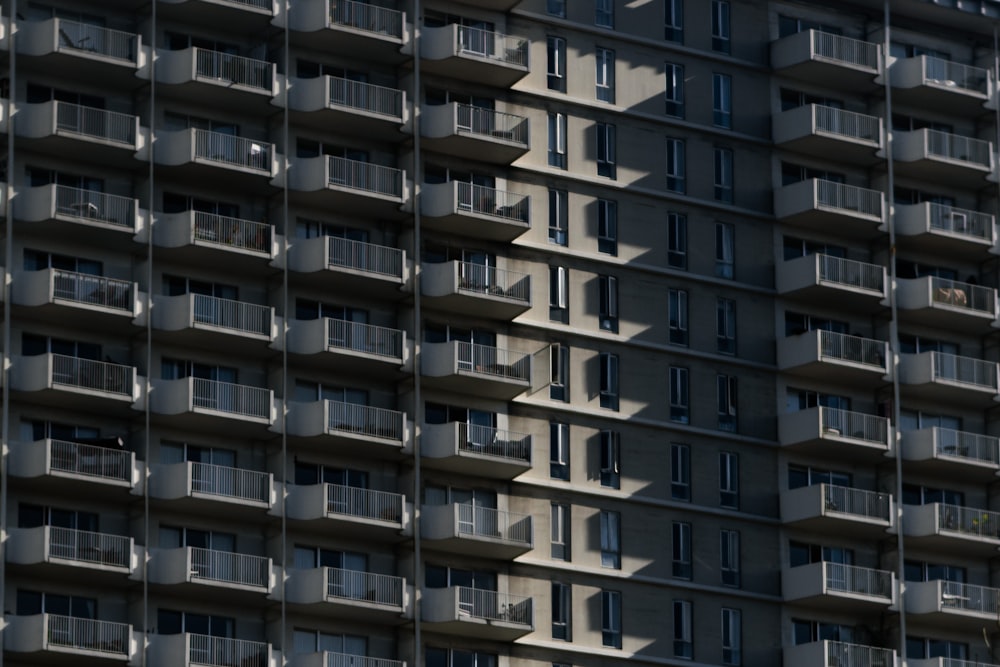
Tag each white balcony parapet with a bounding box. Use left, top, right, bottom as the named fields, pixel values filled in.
left=895, top=128, right=993, bottom=168
left=909, top=351, right=1000, bottom=391
left=426, top=586, right=533, bottom=626
left=325, top=567, right=405, bottom=608
left=190, top=462, right=272, bottom=504
left=817, top=254, right=885, bottom=292
left=328, top=76, right=405, bottom=119
left=47, top=526, right=132, bottom=569
left=920, top=56, right=990, bottom=95
left=454, top=104, right=529, bottom=145
left=457, top=505, right=532, bottom=545
left=821, top=562, right=893, bottom=598
left=816, top=180, right=883, bottom=218
left=327, top=400, right=406, bottom=441
left=194, top=47, right=274, bottom=92
left=327, top=236, right=404, bottom=278
left=192, top=378, right=272, bottom=420
left=818, top=407, right=890, bottom=446
left=322, top=652, right=404, bottom=667
left=54, top=102, right=137, bottom=146
left=330, top=0, right=405, bottom=39
left=327, top=483, right=405, bottom=524
left=187, top=634, right=269, bottom=667
left=811, top=104, right=881, bottom=142
left=458, top=423, right=532, bottom=463
left=52, top=270, right=134, bottom=312
left=328, top=155, right=404, bottom=198
left=897, top=202, right=995, bottom=243
left=455, top=26, right=528, bottom=67
left=453, top=341, right=531, bottom=382
left=809, top=31, right=880, bottom=70
left=48, top=439, right=134, bottom=483
left=824, top=484, right=893, bottom=522
left=189, top=547, right=271, bottom=588
left=931, top=277, right=996, bottom=315
left=52, top=354, right=135, bottom=397
left=455, top=182, right=529, bottom=223
left=193, top=212, right=274, bottom=254
left=53, top=185, right=137, bottom=229
left=328, top=319, right=404, bottom=360
left=34, top=18, right=140, bottom=63
left=455, top=262, right=530, bottom=302
left=937, top=503, right=1000, bottom=538
left=816, top=330, right=887, bottom=369
left=4, top=614, right=133, bottom=657
left=909, top=579, right=1000, bottom=617
left=194, top=129, right=273, bottom=172
left=191, top=294, right=273, bottom=337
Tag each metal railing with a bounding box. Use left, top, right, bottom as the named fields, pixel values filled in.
left=923, top=56, right=990, bottom=94
left=456, top=504, right=532, bottom=545
left=327, top=156, right=403, bottom=198
left=815, top=179, right=883, bottom=218
left=456, top=342, right=530, bottom=382
left=818, top=330, right=885, bottom=369
left=817, top=254, right=885, bottom=292
left=327, top=319, right=403, bottom=360
left=325, top=567, right=404, bottom=607
left=823, top=562, right=892, bottom=598
left=51, top=354, right=134, bottom=396
left=327, top=236, right=404, bottom=278
left=326, top=652, right=404, bottom=667
left=325, top=483, right=404, bottom=523
left=46, top=615, right=130, bottom=655
left=52, top=270, right=133, bottom=312
left=926, top=129, right=992, bottom=167
left=329, top=0, right=404, bottom=39
left=188, top=635, right=268, bottom=667
left=824, top=641, right=894, bottom=667
left=329, top=76, right=403, bottom=119
left=193, top=212, right=272, bottom=255
left=192, top=378, right=271, bottom=419
left=938, top=660, right=1000, bottom=667
left=940, top=581, right=1000, bottom=616
left=455, top=587, right=532, bottom=626
left=933, top=427, right=1000, bottom=465
left=192, top=294, right=271, bottom=337
left=939, top=504, right=1000, bottom=539
left=929, top=277, right=996, bottom=315
left=327, top=400, right=404, bottom=441
left=55, top=102, right=135, bottom=146
left=227, top=0, right=273, bottom=8
left=56, top=19, right=137, bottom=62
left=819, top=407, right=889, bottom=446
left=812, top=105, right=880, bottom=142
left=823, top=484, right=892, bottom=521
left=456, top=26, right=529, bottom=68
left=456, top=262, right=530, bottom=303
left=190, top=547, right=269, bottom=588
left=55, top=185, right=136, bottom=228
left=458, top=423, right=531, bottom=463
left=49, top=439, right=132, bottom=482
left=48, top=526, right=130, bottom=568
left=194, top=48, right=272, bottom=91
left=456, top=104, right=529, bottom=145
left=931, top=351, right=999, bottom=390
left=812, top=30, right=879, bottom=70
left=191, top=462, right=271, bottom=504
left=928, top=203, right=993, bottom=241
left=456, top=182, right=529, bottom=224
left=194, top=129, right=272, bottom=172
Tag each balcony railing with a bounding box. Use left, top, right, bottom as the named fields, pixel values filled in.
left=455, top=587, right=532, bottom=625
left=326, top=652, right=403, bottom=667
left=926, top=129, right=992, bottom=167
left=192, top=378, right=271, bottom=419
left=928, top=203, right=993, bottom=240
left=327, top=400, right=404, bottom=441
left=194, top=48, right=273, bottom=92
left=813, top=105, right=880, bottom=142
left=190, top=547, right=269, bottom=588
left=325, top=567, right=404, bottom=607
left=456, top=342, right=530, bottom=382
left=458, top=423, right=531, bottom=463
left=457, top=262, right=530, bottom=303
left=923, top=56, right=990, bottom=94
left=228, top=0, right=272, bottom=8
left=817, top=254, right=885, bottom=292
left=813, top=31, right=879, bottom=70
left=931, top=351, right=999, bottom=390
left=325, top=483, right=404, bottom=523
left=46, top=615, right=130, bottom=656
left=188, top=635, right=268, bottom=667
left=456, top=182, right=529, bottom=224
left=825, top=641, right=895, bottom=667
left=819, top=407, right=888, bottom=445
left=51, top=355, right=134, bottom=396
left=327, top=236, right=404, bottom=278
left=824, top=562, right=892, bottom=598
left=52, top=270, right=133, bottom=312
left=55, top=186, right=135, bottom=229
left=55, top=102, right=136, bottom=146
left=939, top=504, right=1000, bottom=538
left=456, top=104, right=528, bottom=145
left=824, top=484, right=892, bottom=521
left=49, top=439, right=132, bottom=482
left=328, top=156, right=403, bottom=198
left=330, top=0, right=404, bottom=39
left=816, top=180, right=883, bottom=218
left=929, top=277, right=996, bottom=315
left=48, top=526, right=131, bottom=568
left=192, top=294, right=271, bottom=337
left=456, top=26, right=528, bottom=68
left=194, top=212, right=272, bottom=255
left=457, top=505, right=532, bottom=545
left=939, top=581, right=1000, bottom=616
left=329, top=76, right=404, bottom=119
left=933, top=427, right=1000, bottom=465
left=194, top=129, right=272, bottom=172
left=327, top=319, right=403, bottom=360
left=191, top=461, right=271, bottom=504
left=818, top=330, right=885, bottom=369
left=56, top=19, right=137, bottom=62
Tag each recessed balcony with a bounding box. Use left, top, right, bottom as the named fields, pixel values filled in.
left=776, top=254, right=886, bottom=310
left=289, top=75, right=407, bottom=135
left=14, top=184, right=140, bottom=241
left=421, top=24, right=529, bottom=87
left=11, top=354, right=138, bottom=410
left=16, top=101, right=141, bottom=166
left=893, top=129, right=994, bottom=185
left=151, top=377, right=275, bottom=434
left=903, top=503, right=1000, bottom=556
left=422, top=422, right=532, bottom=479
left=778, top=406, right=892, bottom=461
left=770, top=30, right=881, bottom=89
left=155, top=128, right=276, bottom=182
left=8, top=439, right=137, bottom=489
left=289, top=155, right=407, bottom=217
left=287, top=235, right=409, bottom=299
left=5, top=614, right=134, bottom=661
left=898, top=351, right=999, bottom=406
left=150, top=461, right=273, bottom=510
left=153, top=293, right=275, bottom=353
left=782, top=562, right=894, bottom=610
left=422, top=341, right=531, bottom=400
left=896, top=202, right=996, bottom=259
left=150, top=633, right=271, bottom=667
left=286, top=483, right=410, bottom=540
left=902, top=427, right=1000, bottom=480
left=286, top=567, right=409, bottom=621
left=906, top=580, right=1000, bottom=628
left=297, top=652, right=405, bottom=667
left=783, top=641, right=895, bottom=667
left=772, top=104, right=882, bottom=163
left=421, top=504, right=532, bottom=559
left=897, top=276, right=997, bottom=332
left=287, top=399, right=408, bottom=454
left=286, top=317, right=408, bottom=376
left=421, top=261, right=531, bottom=320
left=150, top=546, right=272, bottom=593
left=890, top=55, right=991, bottom=114
left=285, top=0, right=408, bottom=62
left=778, top=330, right=888, bottom=382
left=422, top=103, right=529, bottom=163
left=154, top=211, right=275, bottom=270
left=12, top=269, right=139, bottom=328
left=422, top=587, right=533, bottom=641
left=422, top=181, right=530, bottom=242
left=16, top=18, right=141, bottom=84
left=155, top=47, right=276, bottom=108
left=774, top=179, right=884, bottom=239
left=780, top=483, right=893, bottom=537
left=7, top=526, right=135, bottom=574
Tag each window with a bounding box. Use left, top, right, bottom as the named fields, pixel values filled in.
left=550, top=422, right=569, bottom=480
left=596, top=0, right=614, bottom=28
left=672, top=522, right=692, bottom=578
left=669, top=367, right=689, bottom=423
left=720, top=529, right=740, bottom=587
left=715, top=222, right=734, bottom=278
left=671, top=443, right=690, bottom=501
left=717, top=375, right=737, bottom=432
left=713, top=74, right=732, bottom=128
left=666, top=138, right=686, bottom=193
left=665, top=63, right=685, bottom=117
left=547, top=37, right=566, bottom=91
left=673, top=600, right=693, bottom=658
left=292, top=630, right=367, bottom=656
left=549, top=265, right=568, bottom=321
left=601, top=590, right=622, bottom=648
left=549, top=188, right=568, bottom=245
left=722, top=609, right=742, bottom=665
left=548, top=112, right=567, bottom=168
left=720, top=452, right=739, bottom=509
left=426, top=648, right=497, bottom=667
left=598, top=275, right=619, bottom=332
left=597, top=199, right=618, bottom=255
left=667, top=212, right=687, bottom=268
left=714, top=147, right=733, bottom=203
left=600, top=430, right=620, bottom=489
left=599, top=352, right=620, bottom=410
left=552, top=582, right=571, bottom=640
left=596, top=48, right=615, bottom=103
left=716, top=298, right=736, bottom=354
left=550, top=343, right=569, bottom=401
left=547, top=0, right=566, bottom=17
left=600, top=510, right=621, bottom=568
left=668, top=289, right=688, bottom=346
left=551, top=503, right=570, bottom=560
left=665, top=0, right=683, bottom=42
left=711, top=0, right=730, bottom=53
left=596, top=123, right=616, bottom=179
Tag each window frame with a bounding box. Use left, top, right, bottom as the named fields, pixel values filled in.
left=547, top=0, right=566, bottom=17
left=601, top=590, right=622, bottom=648
left=547, top=36, right=567, bottom=91
left=599, top=352, right=620, bottom=410
left=666, top=137, right=686, bottom=193
left=600, top=430, right=621, bottom=489
left=550, top=502, right=570, bottom=560
left=716, top=297, right=736, bottom=355
left=672, top=521, right=692, bottom=579
left=548, top=188, right=568, bottom=245
left=720, top=529, right=741, bottom=587
left=597, top=199, right=618, bottom=255
left=667, top=212, right=687, bottom=268
left=551, top=581, right=571, bottom=640
left=550, top=421, right=570, bottom=480
left=596, top=0, right=614, bottom=28
left=714, top=146, right=734, bottom=203
left=671, top=442, right=690, bottom=501
left=715, top=222, right=734, bottom=278
left=720, top=451, right=739, bottom=509
left=713, top=73, right=732, bottom=128
left=548, top=112, right=567, bottom=168
left=722, top=608, right=742, bottom=666
left=665, top=0, right=683, bottom=42
left=669, top=366, right=689, bottom=423
left=600, top=510, right=622, bottom=569
left=550, top=342, right=569, bottom=401
left=596, top=47, right=616, bottom=103
left=668, top=288, right=688, bottom=346
left=598, top=274, right=619, bottom=332
left=664, top=63, right=685, bottom=117
left=596, top=122, right=617, bottom=179
left=549, top=265, right=568, bottom=321
left=673, top=599, right=693, bottom=658
left=717, top=374, right=738, bottom=432
left=711, top=0, right=731, bottom=54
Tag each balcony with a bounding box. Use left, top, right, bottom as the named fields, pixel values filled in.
left=157, top=0, right=274, bottom=35
left=287, top=235, right=408, bottom=299
left=289, top=155, right=407, bottom=217
left=423, top=587, right=533, bottom=641
left=11, top=354, right=138, bottom=410
left=778, top=407, right=892, bottom=460
left=287, top=400, right=408, bottom=455
left=14, top=185, right=139, bottom=242
left=774, top=179, right=884, bottom=239
left=154, top=211, right=276, bottom=270
left=776, top=254, right=886, bottom=310
left=904, top=503, right=1000, bottom=555
left=780, top=484, right=893, bottom=537
left=150, top=461, right=273, bottom=511
left=5, top=614, right=133, bottom=661
left=911, top=660, right=1000, bottom=667
left=156, top=129, right=276, bottom=182
left=156, top=47, right=276, bottom=108
left=898, top=351, right=999, bottom=406
left=772, top=104, right=882, bottom=163
left=151, top=377, right=274, bottom=434
left=289, top=75, right=407, bottom=135
left=286, top=483, right=409, bottom=540
left=907, top=580, right=1000, bottom=628
left=286, top=317, right=407, bottom=376
left=422, top=103, right=529, bottom=163
left=285, top=0, right=407, bottom=61
left=893, top=129, right=994, bottom=185
left=150, top=634, right=270, bottom=667
left=422, top=181, right=530, bottom=242
left=7, top=526, right=135, bottom=574
left=421, top=504, right=532, bottom=559
left=297, top=652, right=405, bottom=667
left=8, top=439, right=137, bottom=489
left=783, top=641, right=895, bottom=667
left=778, top=330, right=888, bottom=382
left=421, top=261, right=530, bottom=320
left=12, top=269, right=138, bottom=329
left=897, top=276, right=997, bottom=332
left=422, top=341, right=531, bottom=399
left=902, top=427, right=1000, bottom=480
left=890, top=55, right=991, bottom=114
left=896, top=202, right=996, bottom=259
left=153, top=293, right=275, bottom=353
left=770, top=30, right=881, bottom=89
left=421, top=24, right=529, bottom=87
left=286, top=567, right=408, bottom=621
left=782, top=562, right=894, bottom=610
left=150, top=547, right=272, bottom=593
left=16, top=101, right=140, bottom=166
left=422, top=422, right=531, bottom=479
left=16, top=18, right=140, bottom=84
